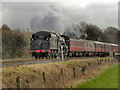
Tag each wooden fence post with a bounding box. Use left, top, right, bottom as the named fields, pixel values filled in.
left=61, top=68, right=63, bottom=76
left=105, top=58, right=106, bottom=62
left=16, top=76, right=20, bottom=89
left=108, top=58, right=109, bottom=62
left=97, top=61, right=99, bottom=65
left=42, top=72, right=46, bottom=83
left=71, top=86, right=73, bottom=90
left=73, top=67, right=75, bottom=77
left=81, top=66, right=86, bottom=76
left=88, top=62, right=90, bottom=67
left=100, top=59, right=102, bottom=65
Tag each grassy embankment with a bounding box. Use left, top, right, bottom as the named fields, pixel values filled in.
left=2, top=57, right=118, bottom=88
left=77, top=64, right=118, bottom=88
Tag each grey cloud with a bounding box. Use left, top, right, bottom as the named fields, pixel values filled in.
left=62, top=2, right=118, bottom=28
left=0, top=2, right=2, bottom=27
left=2, top=2, right=118, bottom=33
left=84, top=2, right=118, bottom=28
left=30, top=3, right=66, bottom=33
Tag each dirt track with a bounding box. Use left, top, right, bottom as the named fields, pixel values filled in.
left=2, top=57, right=100, bottom=67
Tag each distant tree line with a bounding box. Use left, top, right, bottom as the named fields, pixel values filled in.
left=2, top=23, right=120, bottom=45
left=63, top=22, right=120, bottom=44
left=2, top=24, right=31, bottom=59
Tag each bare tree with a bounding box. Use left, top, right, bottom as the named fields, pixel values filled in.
left=79, top=22, right=87, bottom=39
left=86, top=24, right=102, bottom=41
left=2, top=24, right=11, bottom=31
left=100, top=27, right=119, bottom=44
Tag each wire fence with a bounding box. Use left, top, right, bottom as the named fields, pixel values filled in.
left=14, top=57, right=118, bottom=88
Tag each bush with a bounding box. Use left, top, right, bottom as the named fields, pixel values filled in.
left=2, top=30, right=31, bottom=59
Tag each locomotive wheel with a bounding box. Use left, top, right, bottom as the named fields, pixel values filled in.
left=51, top=54, right=54, bottom=58
left=55, top=54, right=57, bottom=58
left=42, top=56, right=44, bottom=59
left=39, top=56, right=41, bottom=59
left=57, top=53, right=60, bottom=58
left=45, top=56, right=48, bottom=59
left=57, top=55, right=60, bottom=58
left=47, top=54, right=50, bottom=59
left=35, top=56, right=38, bottom=59
left=45, top=54, right=48, bottom=59
left=48, top=55, right=51, bottom=59
left=72, top=53, right=74, bottom=57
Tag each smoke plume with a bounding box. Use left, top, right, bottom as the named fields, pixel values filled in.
left=30, top=5, right=67, bottom=34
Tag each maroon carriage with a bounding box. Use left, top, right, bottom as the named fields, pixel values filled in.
left=70, top=39, right=84, bottom=52
left=94, top=41, right=104, bottom=52
left=112, top=44, right=118, bottom=52
left=83, top=39, right=90, bottom=52
left=89, top=40, right=95, bottom=52
left=70, top=39, right=96, bottom=56
left=104, top=43, right=112, bottom=52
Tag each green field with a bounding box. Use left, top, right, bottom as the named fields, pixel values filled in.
left=77, top=64, right=119, bottom=88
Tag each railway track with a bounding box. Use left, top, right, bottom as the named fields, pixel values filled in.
left=1, top=57, right=105, bottom=67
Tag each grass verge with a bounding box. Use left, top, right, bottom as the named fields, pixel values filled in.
left=77, top=64, right=118, bottom=88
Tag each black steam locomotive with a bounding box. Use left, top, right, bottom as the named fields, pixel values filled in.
left=30, top=31, right=119, bottom=59
left=30, top=31, right=70, bottom=59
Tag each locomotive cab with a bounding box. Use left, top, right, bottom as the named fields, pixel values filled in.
left=61, top=35, right=70, bottom=50
left=60, top=35, right=70, bottom=57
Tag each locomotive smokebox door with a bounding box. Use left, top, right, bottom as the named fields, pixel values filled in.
left=30, top=31, right=51, bottom=59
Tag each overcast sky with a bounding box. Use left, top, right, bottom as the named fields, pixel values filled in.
left=1, top=0, right=119, bottom=33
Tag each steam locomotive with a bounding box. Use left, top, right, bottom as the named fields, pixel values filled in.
left=30, top=31, right=119, bottom=59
